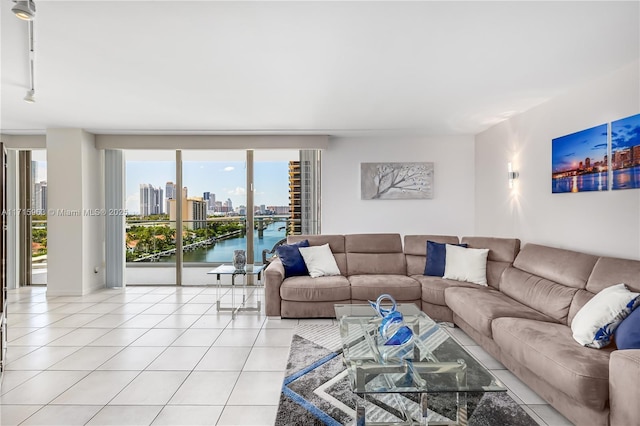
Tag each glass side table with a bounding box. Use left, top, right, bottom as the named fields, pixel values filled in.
left=207, top=264, right=265, bottom=319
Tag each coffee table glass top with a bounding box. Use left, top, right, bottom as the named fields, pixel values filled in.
left=335, top=304, right=506, bottom=395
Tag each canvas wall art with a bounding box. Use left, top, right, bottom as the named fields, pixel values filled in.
left=552, top=124, right=608, bottom=193
left=611, top=113, right=640, bottom=190
left=361, top=162, right=433, bottom=200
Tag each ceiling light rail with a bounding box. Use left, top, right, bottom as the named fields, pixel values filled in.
left=11, top=0, right=37, bottom=103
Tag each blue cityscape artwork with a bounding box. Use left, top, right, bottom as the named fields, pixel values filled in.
left=552, top=124, right=608, bottom=193
left=611, top=113, right=640, bottom=190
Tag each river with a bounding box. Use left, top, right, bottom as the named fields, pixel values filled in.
left=158, top=220, right=287, bottom=263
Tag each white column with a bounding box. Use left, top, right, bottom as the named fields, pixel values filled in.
left=47, top=129, right=105, bottom=296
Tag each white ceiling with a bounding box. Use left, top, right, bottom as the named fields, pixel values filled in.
left=1, top=1, right=639, bottom=136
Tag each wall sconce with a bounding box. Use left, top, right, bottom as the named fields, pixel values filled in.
left=508, top=162, right=519, bottom=189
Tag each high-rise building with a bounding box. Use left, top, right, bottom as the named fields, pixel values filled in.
left=224, top=198, right=233, bottom=212
left=203, top=191, right=216, bottom=213
left=169, top=193, right=207, bottom=229
left=139, top=184, right=164, bottom=216
left=34, top=181, right=47, bottom=212
left=288, top=161, right=301, bottom=234
left=165, top=181, right=176, bottom=213
left=166, top=182, right=176, bottom=199
left=288, top=151, right=320, bottom=234
left=633, top=145, right=640, bottom=166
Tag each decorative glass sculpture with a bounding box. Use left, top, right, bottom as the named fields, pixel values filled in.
left=369, top=294, right=414, bottom=346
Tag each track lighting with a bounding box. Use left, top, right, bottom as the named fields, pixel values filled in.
left=12, top=0, right=36, bottom=21
left=24, top=90, right=35, bottom=103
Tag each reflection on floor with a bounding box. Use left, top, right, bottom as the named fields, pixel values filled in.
left=0, top=286, right=573, bottom=425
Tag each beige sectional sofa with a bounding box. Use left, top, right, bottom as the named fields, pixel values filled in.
left=265, top=234, right=419, bottom=318
left=263, top=233, right=640, bottom=426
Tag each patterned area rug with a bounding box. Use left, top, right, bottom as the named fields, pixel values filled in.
left=275, top=324, right=539, bottom=426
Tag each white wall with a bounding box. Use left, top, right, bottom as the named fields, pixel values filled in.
left=323, top=135, right=475, bottom=237
left=475, top=60, right=640, bottom=259
left=47, top=129, right=105, bottom=295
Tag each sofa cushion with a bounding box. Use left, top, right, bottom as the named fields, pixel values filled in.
left=492, top=317, right=613, bottom=409
left=586, top=256, right=640, bottom=294
left=299, top=244, right=341, bottom=278
left=461, top=237, right=521, bottom=289
left=443, top=245, right=489, bottom=286
left=512, top=243, right=598, bottom=289
left=500, top=266, right=579, bottom=324
left=280, top=275, right=351, bottom=302
left=349, top=275, right=421, bottom=301
left=414, top=275, right=480, bottom=306
left=445, top=287, right=555, bottom=338
left=424, top=241, right=467, bottom=277
left=615, top=305, right=640, bottom=349
left=346, top=234, right=407, bottom=275
left=288, top=234, right=347, bottom=275
left=571, top=283, right=640, bottom=348
left=276, top=240, right=310, bottom=278
left=404, top=235, right=459, bottom=276
left=569, top=257, right=640, bottom=325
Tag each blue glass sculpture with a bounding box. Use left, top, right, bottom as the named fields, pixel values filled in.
left=369, top=294, right=414, bottom=346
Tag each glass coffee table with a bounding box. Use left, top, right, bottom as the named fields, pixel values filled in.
left=335, top=304, right=506, bottom=425
left=208, top=264, right=264, bottom=319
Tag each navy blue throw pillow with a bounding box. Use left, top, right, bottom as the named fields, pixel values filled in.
left=615, top=305, right=640, bottom=350
left=276, top=240, right=310, bottom=278
left=424, top=241, right=468, bottom=277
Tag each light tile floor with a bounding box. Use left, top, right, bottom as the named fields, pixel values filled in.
left=0, top=286, right=574, bottom=426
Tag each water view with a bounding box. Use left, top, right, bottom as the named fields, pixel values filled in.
left=612, top=165, right=640, bottom=190
left=158, top=220, right=287, bottom=264
left=552, top=172, right=607, bottom=193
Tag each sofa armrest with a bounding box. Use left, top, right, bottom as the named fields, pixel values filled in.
left=610, top=349, right=640, bottom=426
left=264, top=259, right=285, bottom=317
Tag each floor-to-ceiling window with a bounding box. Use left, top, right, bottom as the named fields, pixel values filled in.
left=30, top=150, right=47, bottom=285
left=124, top=150, right=177, bottom=285
left=254, top=150, right=299, bottom=260
left=123, top=148, right=320, bottom=286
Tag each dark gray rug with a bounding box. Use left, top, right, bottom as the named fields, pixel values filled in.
left=275, top=324, right=539, bottom=426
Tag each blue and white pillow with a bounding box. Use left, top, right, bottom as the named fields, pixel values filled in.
left=571, top=283, right=640, bottom=349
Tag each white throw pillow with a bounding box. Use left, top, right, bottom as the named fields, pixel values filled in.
left=298, top=244, right=341, bottom=278
left=442, top=244, right=489, bottom=286
left=571, top=283, right=640, bottom=348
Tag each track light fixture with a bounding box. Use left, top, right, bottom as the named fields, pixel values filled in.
left=24, top=90, right=35, bottom=103
left=12, top=0, right=36, bottom=21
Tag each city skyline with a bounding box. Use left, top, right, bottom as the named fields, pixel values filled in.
left=552, top=124, right=608, bottom=174
left=612, top=113, right=640, bottom=152
left=126, top=160, right=290, bottom=214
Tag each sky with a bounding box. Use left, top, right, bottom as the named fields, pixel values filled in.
left=126, top=160, right=290, bottom=214
left=552, top=123, right=608, bottom=173
left=612, top=113, right=640, bottom=151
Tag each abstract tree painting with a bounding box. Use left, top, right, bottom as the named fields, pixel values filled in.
left=361, top=162, right=434, bottom=200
